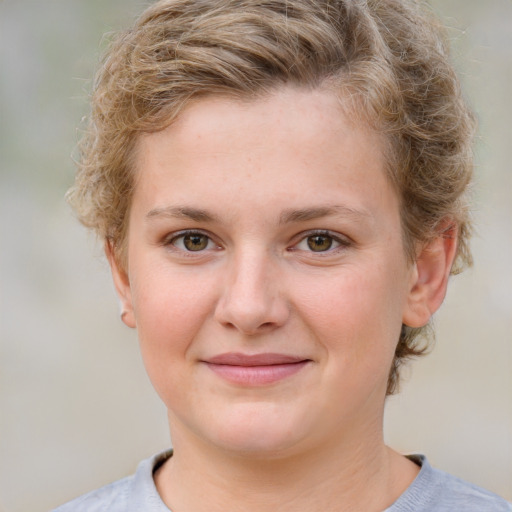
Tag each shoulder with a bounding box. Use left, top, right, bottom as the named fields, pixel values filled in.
left=388, top=455, right=512, bottom=512
left=51, top=451, right=173, bottom=512
left=52, top=475, right=133, bottom=512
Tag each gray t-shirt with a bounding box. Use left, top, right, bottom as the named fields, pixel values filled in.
left=53, top=451, right=511, bottom=511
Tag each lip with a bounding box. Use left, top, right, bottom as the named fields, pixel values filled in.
left=203, top=352, right=311, bottom=386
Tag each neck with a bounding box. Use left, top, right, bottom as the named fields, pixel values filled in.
left=155, top=416, right=418, bottom=512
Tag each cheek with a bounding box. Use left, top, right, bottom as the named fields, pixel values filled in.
left=130, top=277, right=216, bottom=409
left=129, top=263, right=217, bottom=370
left=294, top=264, right=405, bottom=359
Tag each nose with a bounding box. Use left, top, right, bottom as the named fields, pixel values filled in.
left=214, top=249, right=289, bottom=335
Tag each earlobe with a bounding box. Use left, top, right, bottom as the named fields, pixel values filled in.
left=402, top=222, right=458, bottom=328
left=105, top=241, right=136, bottom=329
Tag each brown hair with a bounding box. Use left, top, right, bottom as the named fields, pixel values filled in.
left=69, top=0, right=475, bottom=394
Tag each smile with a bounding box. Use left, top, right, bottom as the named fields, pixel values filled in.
left=203, top=353, right=311, bottom=386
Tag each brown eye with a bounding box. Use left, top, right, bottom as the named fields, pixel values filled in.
left=307, top=235, right=333, bottom=252
left=183, top=233, right=210, bottom=251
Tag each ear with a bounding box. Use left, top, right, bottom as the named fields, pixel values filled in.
left=105, top=241, right=136, bottom=329
left=402, top=221, right=458, bottom=328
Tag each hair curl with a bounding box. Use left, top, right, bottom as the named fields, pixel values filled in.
left=69, top=0, right=475, bottom=394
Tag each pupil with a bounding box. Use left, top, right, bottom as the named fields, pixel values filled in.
left=184, top=234, right=208, bottom=251
left=307, top=235, right=332, bottom=252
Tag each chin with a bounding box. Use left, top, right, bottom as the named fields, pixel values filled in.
left=213, top=431, right=303, bottom=459
left=196, top=402, right=310, bottom=458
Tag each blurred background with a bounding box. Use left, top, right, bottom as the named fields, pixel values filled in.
left=0, top=1, right=510, bottom=510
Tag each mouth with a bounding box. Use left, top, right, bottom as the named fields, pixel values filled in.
left=202, top=352, right=312, bottom=386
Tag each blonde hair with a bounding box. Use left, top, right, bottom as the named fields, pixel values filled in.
left=69, top=0, right=475, bottom=394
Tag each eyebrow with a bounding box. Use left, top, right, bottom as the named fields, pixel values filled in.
left=279, top=205, right=371, bottom=224
left=146, top=206, right=219, bottom=223
left=146, top=204, right=371, bottom=224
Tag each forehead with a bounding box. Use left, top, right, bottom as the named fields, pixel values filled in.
left=132, top=87, right=395, bottom=223
left=136, top=87, right=385, bottom=170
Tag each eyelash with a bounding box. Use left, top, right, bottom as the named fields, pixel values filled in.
left=164, top=230, right=220, bottom=254
left=164, top=229, right=351, bottom=255
left=291, top=230, right=351, bottom=255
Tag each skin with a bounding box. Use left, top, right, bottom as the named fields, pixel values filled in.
left=109, top=87, right=457, bottom=512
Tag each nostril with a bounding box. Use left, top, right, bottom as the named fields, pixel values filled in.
left=221, top=320, right=277, bottom=336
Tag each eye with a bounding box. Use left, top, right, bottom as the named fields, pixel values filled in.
left=293, top=231, right=348, bottom=253
left=169, top=231, right=216, bottom=252
left=305, top=234, right=335, bottom=252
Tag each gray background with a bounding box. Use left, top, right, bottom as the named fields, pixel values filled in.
left=0, top=1, right=511, bottom=511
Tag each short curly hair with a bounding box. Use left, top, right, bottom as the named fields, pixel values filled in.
left=69, top=0, right=475, bottom=394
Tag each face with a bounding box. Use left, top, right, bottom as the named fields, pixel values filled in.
left=113, top=87, right=431, bottom=457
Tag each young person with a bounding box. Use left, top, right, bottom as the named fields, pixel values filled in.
left=54, top=0, right=511, bottom=510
